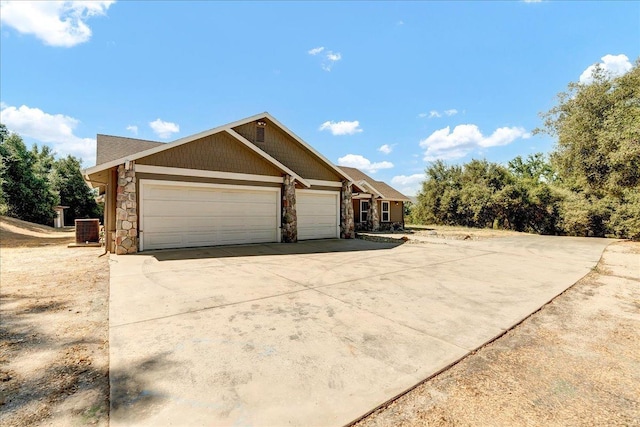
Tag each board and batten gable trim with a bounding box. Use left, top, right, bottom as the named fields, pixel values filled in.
left=135, top=165, right=283, bottom=184
left=138, top=179, right=282, bottom=251
left=307, top=179, right=342, bottom=188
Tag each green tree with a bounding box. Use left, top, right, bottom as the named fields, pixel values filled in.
left=0, top=130, right=59, bottom=224
left=413, top=161, right=463, bottom=225
left=51, top=155, right=102, bottom=225
left=0, top=124, right=8, bottom=214
left=413, top=158, right=562, bottom=234
left=537, top=59, right=640, bottom=238
left=32, top=144, right=56, bottom=179
left=508, top=153, right=555, bottom=183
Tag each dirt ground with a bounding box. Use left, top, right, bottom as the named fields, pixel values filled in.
left=354, top=240, right=640, bottom=427
left=1, top=216, right=638, bottom=426
left=407, top=224, right=522, bottom=240
left=0, top=216, right=109, bottom=426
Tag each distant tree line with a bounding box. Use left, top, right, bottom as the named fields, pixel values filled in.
left=410, top=60, right=639, bottom=239
left=0, top=124, right=102, bottom=226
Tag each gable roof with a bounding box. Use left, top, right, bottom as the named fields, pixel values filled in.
left=86, top=112, right=355, bottom=187
left=337, top=166, right=410, bottom=201
left=96, top=134, right=164, bottom=165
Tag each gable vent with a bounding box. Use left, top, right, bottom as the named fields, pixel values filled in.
left=256, top=120, right=266, bottom=143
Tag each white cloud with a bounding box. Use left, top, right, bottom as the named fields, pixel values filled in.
left=0, top=104, right=96, bottom=166
left=417, top=113, right=428, bottom=118
left=319, top=120, right=362, bottom=136
left=579, top=54, right=633, bottom=84
left=391, top=174, right=425, bottom=196
left=308, top=46, right=324, bottom=55
left=149, top=118, right=179, bottom=139
left=126, top=125, right=138, bottom=135
left=479, top=126, right=530, bottom=147
left=426, top=109, right=458, bottom=118
left=310, top=46, right=342, bottom=71
left=378, top=144, right=393, bottom=155
left=420, top=124, right=530, bottom=161
left=396, top=20, right=405, bottom=26
left=523, top=0, right=542, bottom=3
left=0, top=1, right=115, bottom=47
left=321, top=50, right=342, bottom=71
left=337, top=154, right=393, bottom=173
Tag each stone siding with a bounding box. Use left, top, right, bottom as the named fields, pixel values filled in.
left=367, top=195, right=380, bottom=231
left=115, top=163, right=138, bottom=254
left=282, top=175, right=297, bottom=242
left=340, top=181, right=355, bottom=239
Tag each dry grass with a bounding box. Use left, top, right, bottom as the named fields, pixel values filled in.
left=0, top=216, right=110, bottom=426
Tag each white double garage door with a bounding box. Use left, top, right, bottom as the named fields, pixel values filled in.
left=140, top=180, right=340, bottom=251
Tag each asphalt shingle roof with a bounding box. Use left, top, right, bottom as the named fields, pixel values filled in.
left=95, top=134, right=164, bottom=166
left=338, top=166, right=410, bottom=201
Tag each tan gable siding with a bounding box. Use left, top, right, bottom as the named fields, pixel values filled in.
left=136, top=132, right=282, bottom=176
left=233, top=119, right=341, bottom=181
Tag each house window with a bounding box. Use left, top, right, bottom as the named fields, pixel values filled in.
left=360, top=200, right=369, bottom=223
left=256, top=120, right=266, bottom=143
left=381, top=201, right=390, bottom=222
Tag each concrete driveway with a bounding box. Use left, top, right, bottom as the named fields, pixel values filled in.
left=109, top=235, right=611, bottom=426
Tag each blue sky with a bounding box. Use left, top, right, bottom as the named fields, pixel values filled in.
left=1, top=1, right=638, bottom=195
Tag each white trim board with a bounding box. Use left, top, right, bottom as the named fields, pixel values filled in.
left=307, top=179, right=342, bottom=188
left=135, top=164, right=283, bottom=184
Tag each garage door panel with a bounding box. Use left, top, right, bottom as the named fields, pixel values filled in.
left=298, top=204, right=336, bottom=217
left=142, top=182, right=279, bottom=250
left=297, top=191, right=339, bottom=240
left=144, top=232, right=185, bottom=248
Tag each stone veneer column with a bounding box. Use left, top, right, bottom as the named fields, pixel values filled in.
left=367, top=195, right=380, bottom=231
left=281, top=175, right=297, bottom=243
left=115, top=163, right=138, bottom=254
left=340, top=181, right=355, bottom=239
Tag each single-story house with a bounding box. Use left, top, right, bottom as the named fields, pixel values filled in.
left=337, top=167, right=411, bottom=231
left=85, top=113, right=370, bottom=254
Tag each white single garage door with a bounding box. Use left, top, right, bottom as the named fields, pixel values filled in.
left=296, top=190, right=340, bottom=240
left=140, top=180, right=280, bottom=251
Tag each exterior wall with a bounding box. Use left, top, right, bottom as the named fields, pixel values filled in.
left=115, top=164, right=138, bottom=254
left=340, top=181, right=355, bottom=239
left=368, top=196, right=379, bottom=231
left=106, top=168, right=117, bottom=253
left=353, top=199, right=404, bottom=230
left=233, top=119, right=341, bottom=181
left=137, top=132, right=282, bottom=177
left=378, top=200, right=404, bottom=223
left=281, top=175, right=297, bottom=242
left=390, top=201, right=403, bottom=223
left=353, top=199, right=362, bottom=223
